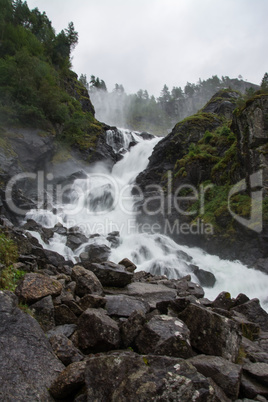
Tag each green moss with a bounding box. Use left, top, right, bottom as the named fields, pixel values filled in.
left=174, top=113, right=221, bottom=135
left=234, top=93, right=268, bottom=116
left=143, top=357, right=149, bottom=366
left=236, top=346, right=247, bottom=364
left=211, top=141, right=238, bottom=184
left=52, top=147, right=72, bottom=164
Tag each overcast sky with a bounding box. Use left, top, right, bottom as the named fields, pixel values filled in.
left=26, top=0, right=268, bottom=96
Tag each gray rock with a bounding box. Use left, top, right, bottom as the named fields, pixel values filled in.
left=46, top=324, right=77, bottom=339
left=212, top=291, right=235, bottom=310
left=240, top=373, right=268, bottom=399
left=50, top=334, right=84, bottom=366
left=0, top=290, right=64, bottom=401
left=84, top=351, right=217, bottom=401
left=76, top=308, right=120, bottom=353
left=122, top=281, right=177, bottom=308
left=135, top=315, right=193, bottom=358
left=49, top=361, right=87, bottom=400
left=63, top=300, right=83, bottom=316
left=242, top=337, right=268, bottom=364
left=54, top=304, right=78, bottom=325
left=231, top=298, right=268, bottom=332
left=232, top=311, right=261, bottom=341
left=179, top=303, right=241, bottom=362
left=30, top=295, right=55, bottom=332
left=189, top=265, right=216, bottom=288
left=207, top=378, right=230, bottom=402
left=120, top=311, right=146, bottom=347
left=82, top=243, right=111, bottom=262
left=76, top=294, right=106, bottom=310
left=175, top=277, right=205, bottom=298
left=82, top=261, right=133, bottom=287
left=187, top=354, right=242, bottom=399
left=66, top=233, right=88, bottom=251
left=243, top=362, right=268, bottom=387
left=105, top=294, right=150, bottom=317
left=71, top=265, right=104, bottom=297
left=107, top=231, right=120, bottom=248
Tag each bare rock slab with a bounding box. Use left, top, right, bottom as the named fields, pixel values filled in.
left=82, top=261, right=133, bottom=287
left=123, top=282, right=177, bottom=308
left=0, top=290, right=64, bottom=401
left=105, top=294, right=150, bottom=317
left=179, top=303, right=241, bottom=362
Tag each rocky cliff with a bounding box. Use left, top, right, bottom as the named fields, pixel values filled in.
left=135, top=90, right=268, bottom=270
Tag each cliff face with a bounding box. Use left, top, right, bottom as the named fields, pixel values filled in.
left=0, top=72, right=118, bottom=224
left=232, top=95, right=268, bottom=192
left=135, top=91, right=268, bottom=269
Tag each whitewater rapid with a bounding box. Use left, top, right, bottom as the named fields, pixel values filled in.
left=25, top=128, right=268, bottom=310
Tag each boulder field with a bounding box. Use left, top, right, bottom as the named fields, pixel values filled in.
left=1, top=218, right=268, bottom=401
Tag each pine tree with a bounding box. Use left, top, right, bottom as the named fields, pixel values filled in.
left=261, top=72, right=268, bottom=92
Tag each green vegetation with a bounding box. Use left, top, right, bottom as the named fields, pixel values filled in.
left=0, top=232, right=25, bottom=291
left=0, top=0, right=102, bottom=148
left=0, top=264, right=25, bottom=291
left=0, top=232, right=18, bottom=266
left=88, top=73, right=260, bottom=134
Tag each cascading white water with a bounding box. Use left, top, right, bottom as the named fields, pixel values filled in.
left=25, top=129, right=268, bottom=310
left=106, top=128, right=135, bottom=153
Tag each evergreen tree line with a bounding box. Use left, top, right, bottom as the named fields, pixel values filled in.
left=0, top=0, right=101, bottom=145
left=82, top=73, right=268, bottom=135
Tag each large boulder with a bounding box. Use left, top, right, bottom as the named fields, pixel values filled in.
left=0, top=290, right=64, bottom=401
left=105, top=294, right=150, bottom=317
left=231, top=298, right=268, bottom=332
left=179, top=303, right=241, bottom=362
left=120, top=311, right=146, bottom=348
left=135, top=315, right=193, bottom=359
left=66, top=233, right=88, bottom=251
left=243, top=362, right=268, bottom=387
left=49, top=361, right=87, bottom=400
left=122, top=281, right=177, bottom=308
left=82, top=261, right=133, bottom=287
left=49, top=334, right=84, bottom=366
left=81, top=243, right=111, bottom=263
left=187, top=354, right=242, bottom=400
left=84, top=351, right=217, bottom=401
left=76, top=308, right=120, bottom=353
left=29, top=294, right=55, bottom=332
left=15, top=272, right=62, bottom=303
left=71, top=265, right=104, bottom=297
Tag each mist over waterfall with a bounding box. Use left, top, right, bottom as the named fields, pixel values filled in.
left=25, top=128, right=268, bottom=310
left=90, top=89, right=130, bottom=128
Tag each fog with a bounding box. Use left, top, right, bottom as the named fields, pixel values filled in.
left=26, top=0, right=268, bottom=96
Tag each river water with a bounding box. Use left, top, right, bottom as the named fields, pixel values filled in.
left=25, top=129, right=268, bottom=310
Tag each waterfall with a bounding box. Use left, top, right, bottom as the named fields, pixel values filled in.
left=25, top=130, right=268, bottom=310
left=106, top=128, right=136, bottom=153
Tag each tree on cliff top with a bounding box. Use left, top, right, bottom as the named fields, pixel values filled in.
left=261, top=72, right=268, bottom=93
